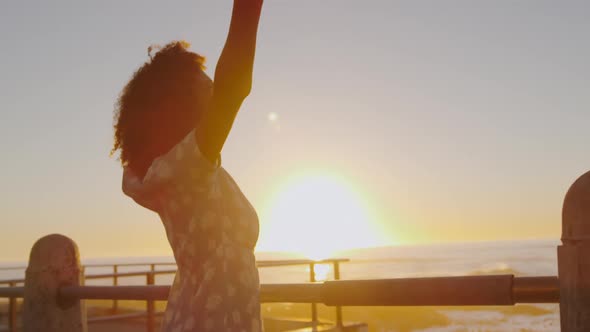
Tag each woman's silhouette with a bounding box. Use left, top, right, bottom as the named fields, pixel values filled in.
left=111, top=1, right=264, bottom=331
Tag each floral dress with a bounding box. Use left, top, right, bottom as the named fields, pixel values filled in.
left=122, top=129, right=262, bottom=332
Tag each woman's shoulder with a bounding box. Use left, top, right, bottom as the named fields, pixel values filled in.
left=144, top=129, right=222, bottom=186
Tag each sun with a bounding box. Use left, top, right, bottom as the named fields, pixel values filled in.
left=258, top=173, right=384, bottom=260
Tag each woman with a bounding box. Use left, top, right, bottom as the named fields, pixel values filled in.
left=111, top=0, right=264, bottom=331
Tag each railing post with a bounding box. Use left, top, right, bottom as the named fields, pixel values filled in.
left=309, top=262, right=318, bottom=326
left=9, top=282, right=16, bottom=332
left=333, top=261, right=343, bottom=327
left=147, top=272, right=156, bottom=332
left=112, top=265, right=118, bottom=313
left=23, top=234, right=87, bottom=332
left=559, top=171, right=590, bottom=332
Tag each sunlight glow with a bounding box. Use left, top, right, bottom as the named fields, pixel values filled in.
left=268, top=112, right=278, bottom=122
left=311, top=264, right=331, bottom=281
left=267, top=112, right=280, bottom=132
left=258, top=173, right=385, bottom=259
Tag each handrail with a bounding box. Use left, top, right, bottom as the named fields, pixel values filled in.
left=0, top=258, right=349, bottom=273
left=256, top=258, right=349, bottom=267
left=0, top=270, right=178, bottom=285
left=0, top=259, right=349, bottom=285
left=0, top=275, right=559, bottom=305
left=0, top=287, right=23, bottom=298
left=84, top=263, right=176, bottom=268
left=0, top=258, right=349, bottom=331
left=322, top=275, right=559, bottom=305
left=85, top=269, right=177, bottom=280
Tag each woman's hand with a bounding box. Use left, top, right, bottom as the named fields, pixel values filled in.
left=196, top=0, right=264, bottom=163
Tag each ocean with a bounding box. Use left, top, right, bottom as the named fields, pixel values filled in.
left=0, top=239, right=560, bottom=331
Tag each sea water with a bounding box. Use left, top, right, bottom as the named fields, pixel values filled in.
left=0, top=239, right=561, bottom=331
left=258, top=239, right=560, bottom=332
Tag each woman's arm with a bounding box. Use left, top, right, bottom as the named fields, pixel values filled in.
left=196, top=0, right=263, bottom=162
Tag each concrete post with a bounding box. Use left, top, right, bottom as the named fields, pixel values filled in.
left=23, top=234, right=87, bottom=332
left=559, top=171, right=590, bottom=331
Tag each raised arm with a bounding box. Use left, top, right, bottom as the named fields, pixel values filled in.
left=196, top=0, right=264, bottom=162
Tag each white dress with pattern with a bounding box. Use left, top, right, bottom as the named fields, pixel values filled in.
left=122, top=129, right=262, bottom=332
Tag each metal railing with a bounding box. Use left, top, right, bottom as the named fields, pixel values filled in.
left=0, top=274, right=559, bottom=332
left=0, top=259, right=348, bottom=332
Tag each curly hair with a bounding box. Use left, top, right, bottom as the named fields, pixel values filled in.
left=112, top=41, right=210, bottom=178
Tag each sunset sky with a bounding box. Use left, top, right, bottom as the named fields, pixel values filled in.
left=0, top=1, right=588, bottom=261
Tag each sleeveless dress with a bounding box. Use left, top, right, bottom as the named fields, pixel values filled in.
left=122, top=129, right=262, bottom=332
